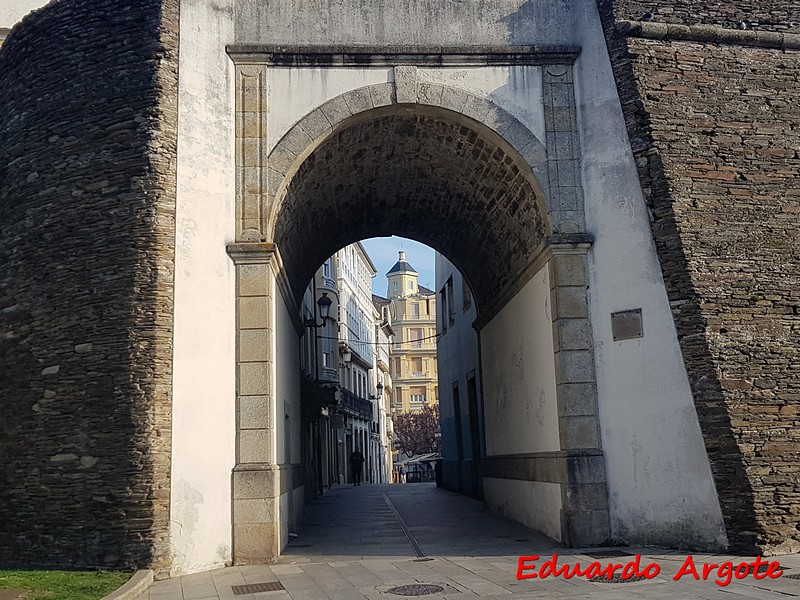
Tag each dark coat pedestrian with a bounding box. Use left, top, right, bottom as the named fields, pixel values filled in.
left=350, top=448, right=365, bottom=486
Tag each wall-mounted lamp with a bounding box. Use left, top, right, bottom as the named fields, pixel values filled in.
left=305, top=292, right=332, bottom=328
left=370, top=382, right=384, bottom=400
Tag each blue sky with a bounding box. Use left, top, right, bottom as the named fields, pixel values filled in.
left=360, top=236, right=436, bottom=296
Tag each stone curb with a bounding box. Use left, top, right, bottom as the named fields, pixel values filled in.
left=101, top=570, right=153, bottom=600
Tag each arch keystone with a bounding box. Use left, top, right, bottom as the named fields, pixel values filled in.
left=393, top=65, right=418, bottom=103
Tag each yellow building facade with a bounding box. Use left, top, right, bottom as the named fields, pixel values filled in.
left=386, top=252, right=438, bottom=414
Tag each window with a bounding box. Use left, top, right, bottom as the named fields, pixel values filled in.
left=452, top=382, right=464, bottom=461
left=410, top=386, right=426, bottom=404
left=284, top=401, right=292, bottom=463
left=447, top=277, right=455, bottom=327
left=323, top=258, right=331, bottom=278
left=462, top=278, right=472, bottom=312
left=411, top=302, right=420, bottom=318
left=394, top=357, right=401, bottom=377
left=393, top=281, right=398, bottom=293
left=408, top=280, right=413, bottom=291
left=467, top=372, right=481, bottom=461
left=439, top=286, right=448, bottom=332
left=411, top=357, right=423, bottom=375
left=409, top=328, right=423, bottom=348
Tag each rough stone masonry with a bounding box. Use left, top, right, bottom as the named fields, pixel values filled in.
left=0, top=0, right=179, bottom=569
left=599, top=0, right=800, bottom=554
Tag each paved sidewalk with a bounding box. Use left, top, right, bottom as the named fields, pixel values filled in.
left=148, top=483, right=800, bottom=599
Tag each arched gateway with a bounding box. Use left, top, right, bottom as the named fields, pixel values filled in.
left=225, top=63, right=614, bottom=563
left=2, top=0, right=798, bottom=578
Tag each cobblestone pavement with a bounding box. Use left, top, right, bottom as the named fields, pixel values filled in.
left=147, top=483, right=800, bottom=599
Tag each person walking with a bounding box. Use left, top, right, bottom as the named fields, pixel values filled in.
left=399, top=463, right=407, bottom=484
left=350, top=448, right=365, bottom=486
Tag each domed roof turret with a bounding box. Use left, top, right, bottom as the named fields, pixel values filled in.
left=386, top=251, right=418, bottom=276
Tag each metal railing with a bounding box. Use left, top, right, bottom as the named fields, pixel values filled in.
left=340, top=388, right=373, bottom=421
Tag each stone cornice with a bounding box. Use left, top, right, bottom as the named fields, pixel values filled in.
left=226, top=242, right=305, bottom=335
left=616, top=20, right=800, bottom=50
left=226, top=44, right=581, bottom=66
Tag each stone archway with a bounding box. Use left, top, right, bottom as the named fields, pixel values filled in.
left=226, top=55, right=607, bottom=562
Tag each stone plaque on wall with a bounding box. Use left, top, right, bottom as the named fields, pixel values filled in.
left=611, top=309, right=643, bottom=341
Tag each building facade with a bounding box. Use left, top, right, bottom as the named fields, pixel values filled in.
left=335, top=243, right=381, bottom=484
left=435, top=255, right=484, bottom=499
left=386, top=252, right=438, bottom=414
left=300, top=243, right=390, bottom=495
left=372, top=295, right=395, bottom=484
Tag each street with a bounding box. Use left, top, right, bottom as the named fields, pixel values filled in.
left=147, top=483, right=800, bottom=599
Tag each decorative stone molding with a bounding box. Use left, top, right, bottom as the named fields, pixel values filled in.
left=261, top=83, right=550, bottom=245
left=235, top=65, right=268, bottom=241
left=393, top=65, right=418, bottom=103
left=226, top=45, right=581, bottom=66
left=543, top=64, right=587, bottom=234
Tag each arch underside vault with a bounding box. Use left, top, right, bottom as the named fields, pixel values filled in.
left=274, top=108, right=547, bottom=316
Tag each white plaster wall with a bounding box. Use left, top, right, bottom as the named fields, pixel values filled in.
left=170, top=0, right=237, bottom=576
left=267, top=68, right=391, bottom=153
left=571, top=0, right=727, bottom=548
left=276, top=293, right=302, bottom=467
left=278, top=485, right=306, bottom=550
left=276, top=292, right=303, bottom=550
left=0, top=0, right=49, bottom=29
left=484, top=478, right=563, bottom=541
left=418, top=67, right=545, bottom=146
left=268, top=66, right=545, bottom=157
left=435, top=254, right=482, bottom=461
left=480, top=267, right=560, bottom=455
left=235, top=0, right=578, bottom=47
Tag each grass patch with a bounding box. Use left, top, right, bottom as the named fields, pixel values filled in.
left=0, top=570, right=131, bottom=600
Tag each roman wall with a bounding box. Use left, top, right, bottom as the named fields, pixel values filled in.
left=598, top=0, right=800, bottom=553
left=0, top=0, right=179, bottom=570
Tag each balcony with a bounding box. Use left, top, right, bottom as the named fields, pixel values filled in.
left=403, top=342, right=436, bottom=351
left=340, top=388, right=373, bottom=421
left=320, top=275, right=337, bottom=290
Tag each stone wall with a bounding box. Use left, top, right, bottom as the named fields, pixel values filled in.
left=0, top=0, right=179, bottom=569
left=605, top=0, right=800, bottom=33
left=599, top=0, right=800, bottom=553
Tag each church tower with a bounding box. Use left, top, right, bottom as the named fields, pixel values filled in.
left=387, top=250, right=419, bottom=298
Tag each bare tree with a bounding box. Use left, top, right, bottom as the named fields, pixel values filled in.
left=392, top=404, right=441, bottom=456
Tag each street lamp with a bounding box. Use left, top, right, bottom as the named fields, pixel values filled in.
left=376, top=382, right=383, bottom=398
left=305, top=293, right=332, bottom=328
